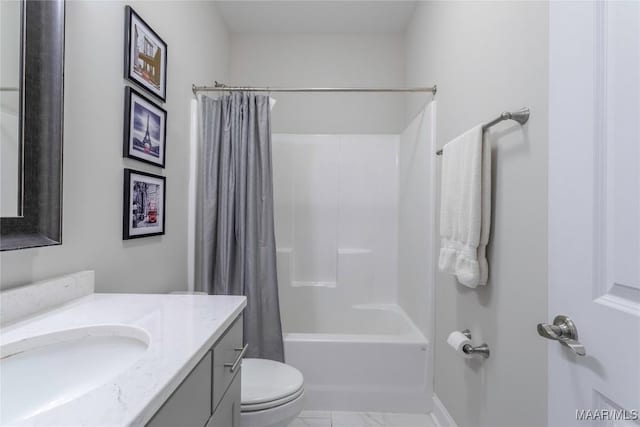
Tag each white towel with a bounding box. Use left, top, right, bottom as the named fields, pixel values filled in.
left=438, top=125, right=491, bottom=288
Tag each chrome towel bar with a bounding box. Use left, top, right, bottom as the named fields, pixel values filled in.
left=436, top=107, right=530, bottom=156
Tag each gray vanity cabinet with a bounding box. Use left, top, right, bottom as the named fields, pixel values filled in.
left=212, top=316, right=243, bottom=409
left=146, top=352, right=213, bottom=427
left=207, top=373, right=241, bottom=427
left=147, top=315, right=244, bottom=427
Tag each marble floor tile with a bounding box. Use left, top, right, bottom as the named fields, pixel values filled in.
left=383, top=412, right=435, bottom=427
left=299, top=410, right=332, bottom=419
left=289, top=410, right=435, bottom=427
left=289, top=417, right=333, bottom=427
left=331, top=411, right=385, bottom=426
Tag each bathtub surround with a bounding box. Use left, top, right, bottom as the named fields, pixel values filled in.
left=405, top=2, right=549, bottom=426
left=273, top=130, right=432, bottom=412
left=196, top=93, right=284, bottom=362
left=273, top=134, right=399, bottom=308
left=1, top=1, right=230, bottom=292
left=398, top=103, right=437, bottom=339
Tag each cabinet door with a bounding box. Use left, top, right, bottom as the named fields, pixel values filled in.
left=147, top=351, right=212, bottom=427
left=212, top=315, right=243, bottom=410
left=207, top=370, right=241, bottom=427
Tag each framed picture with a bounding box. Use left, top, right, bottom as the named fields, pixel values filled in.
left=124, top=6, right=167, bottom=101
left=124, top=86, right=167, bottom=167
left=123, top=169, right=166, bottom=240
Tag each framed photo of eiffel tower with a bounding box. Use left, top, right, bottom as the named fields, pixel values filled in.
left=124, top=86, right=167, bottom=167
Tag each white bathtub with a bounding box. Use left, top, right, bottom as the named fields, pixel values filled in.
left=282, top=304, right=431, bottom=413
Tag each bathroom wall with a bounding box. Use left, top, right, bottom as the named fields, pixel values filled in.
left=229, top=33, right=405, bottom=134
left=0, top=1, right=230, bottom=292
left=404, top=2, right=549, bottom=426
left=272, top=134, right=398, bottom=329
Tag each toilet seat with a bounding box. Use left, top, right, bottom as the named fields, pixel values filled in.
left=241, top=387, right=304, bottom=412
left=241, top=358, right=304, bottom=412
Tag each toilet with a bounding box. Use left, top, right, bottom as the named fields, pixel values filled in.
left=240, top=358, right=305, bottom=427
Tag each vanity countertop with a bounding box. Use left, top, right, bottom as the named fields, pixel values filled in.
left=0, top=292, right=247, bottom=426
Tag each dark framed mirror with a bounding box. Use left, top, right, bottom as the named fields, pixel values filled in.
left=0, top=0, right=65, bottom=251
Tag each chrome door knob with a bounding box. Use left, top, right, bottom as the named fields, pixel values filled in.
left=537, top=315, right=586, bottom=356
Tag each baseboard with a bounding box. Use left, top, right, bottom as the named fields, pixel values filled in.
left=431, top=394, right=458, bottom=427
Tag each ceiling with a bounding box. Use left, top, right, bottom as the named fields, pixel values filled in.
left=215, top=1, right=418, bottom=34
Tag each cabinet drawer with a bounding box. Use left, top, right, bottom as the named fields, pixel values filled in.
left=147, top=351, right=212, bottom=427
left=212, top=315, right=243, bottom=411
left=207, top=370, right=241, bottom=427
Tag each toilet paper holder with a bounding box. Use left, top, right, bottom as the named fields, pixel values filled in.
left=461, top=329, right=490, bottom=359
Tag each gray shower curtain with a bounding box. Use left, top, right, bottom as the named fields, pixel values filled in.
left=196, top=92, right=284, bottom=362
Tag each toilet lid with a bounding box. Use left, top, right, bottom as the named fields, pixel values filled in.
left=241, top=358, right=304, bottom=408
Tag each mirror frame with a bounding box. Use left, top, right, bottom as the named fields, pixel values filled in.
left=0, top=0, right=65, bottom=251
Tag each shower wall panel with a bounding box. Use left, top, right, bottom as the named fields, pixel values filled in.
left=272, top=134, right=399, bottom=314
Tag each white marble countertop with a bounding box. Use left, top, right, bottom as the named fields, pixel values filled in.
left=0, top=293, right=246, bottom=427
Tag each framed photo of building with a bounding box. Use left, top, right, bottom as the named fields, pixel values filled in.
left=124, top=86, right=167, bottom=167
left=123, top=169, right=166, bottom=239
left=124, top=6, right=167, bottom=101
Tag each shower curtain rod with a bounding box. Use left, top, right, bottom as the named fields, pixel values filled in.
left=192, top=82, right=437, bottom=95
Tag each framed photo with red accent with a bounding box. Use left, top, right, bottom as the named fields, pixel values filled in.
left=123, top=169, right=166, bottom=240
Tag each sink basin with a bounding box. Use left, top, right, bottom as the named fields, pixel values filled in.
left=0, top=325, right=150, bottom=424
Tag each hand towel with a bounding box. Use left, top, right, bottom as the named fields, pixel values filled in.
left=438, top=125, right=491, bottom=288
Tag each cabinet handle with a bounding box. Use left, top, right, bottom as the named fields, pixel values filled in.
left=224, top=344, right=248, bottom=373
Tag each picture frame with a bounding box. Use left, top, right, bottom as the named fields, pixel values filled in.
left=124, top=6, right=167, bottom=101
left=123, top=169, right=166, bottom=240
left=123, top=86, right=167, bottom=167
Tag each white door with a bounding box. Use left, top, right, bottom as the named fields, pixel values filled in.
left=548, top=1, right=640, bottom=426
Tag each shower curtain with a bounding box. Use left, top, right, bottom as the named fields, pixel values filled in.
left=196, top=92, right=284, bottom=362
